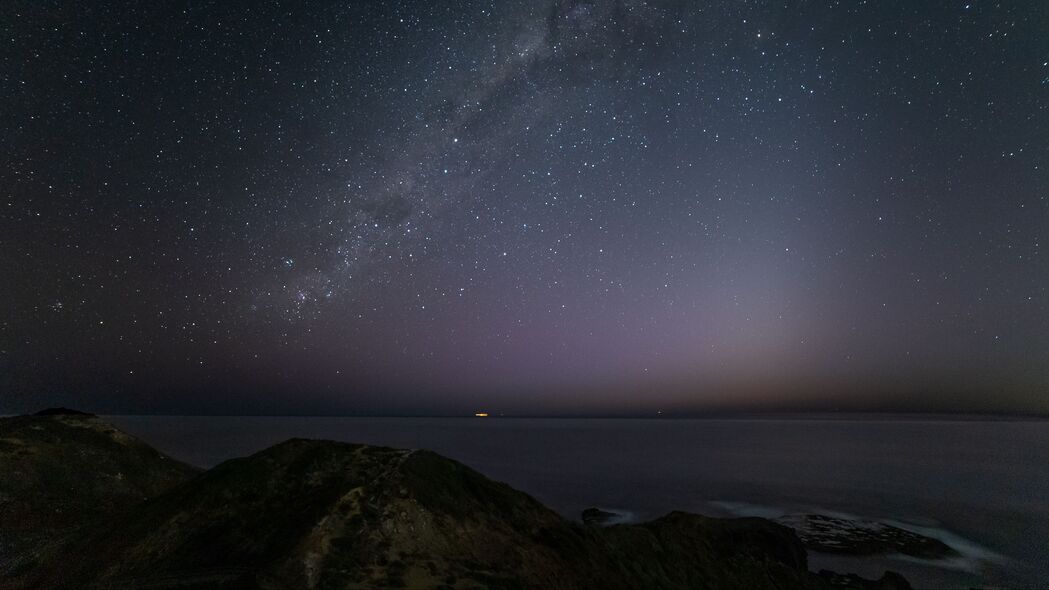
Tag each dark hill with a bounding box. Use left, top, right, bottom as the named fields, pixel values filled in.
left=0, top=411, right=200, bottom=578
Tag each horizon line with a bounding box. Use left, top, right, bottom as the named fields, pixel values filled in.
left=76, top=409, right=1049, bottom=421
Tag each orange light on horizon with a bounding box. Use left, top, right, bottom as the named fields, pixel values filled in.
left=474, top=412, right=489, bottom=417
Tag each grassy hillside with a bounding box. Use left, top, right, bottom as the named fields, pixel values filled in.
left=0, top=410, right=199, bottom=579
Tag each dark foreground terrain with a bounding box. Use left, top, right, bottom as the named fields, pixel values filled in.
left=0, top=411, right=912, bottom=589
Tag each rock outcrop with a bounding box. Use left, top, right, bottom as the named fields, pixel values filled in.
left=580, top=507, right=622, bottom=525
left=777, top=514, right=957, bottom=559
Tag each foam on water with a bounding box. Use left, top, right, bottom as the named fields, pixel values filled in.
left=709, top=500, right=1005, bottom=574
left=882, top=519, right=1008, bottom=572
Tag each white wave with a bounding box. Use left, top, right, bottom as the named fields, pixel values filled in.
left=709, top=500, right=1006, bottom=573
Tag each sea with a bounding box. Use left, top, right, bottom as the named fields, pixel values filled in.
left=107, top=415, right=1049, bottom=590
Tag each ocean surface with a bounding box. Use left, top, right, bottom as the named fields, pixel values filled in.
left=107, top=415, right=1049, bottom=589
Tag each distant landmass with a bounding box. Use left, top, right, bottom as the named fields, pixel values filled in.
left=1, top=410, right=916, bottom=589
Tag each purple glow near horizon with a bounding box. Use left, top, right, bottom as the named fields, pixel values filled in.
left=3, top=1, right=1047, bottom=415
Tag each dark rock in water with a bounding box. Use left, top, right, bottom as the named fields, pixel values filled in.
left=582, top=507, right=621, bottom=525
left=819, top=569, right=914, bottom=590
left=32, top=407, right=95, bottom=416
left=778, top=514, right=957, bottom=559
left=0, top=412, right=915, bottom=590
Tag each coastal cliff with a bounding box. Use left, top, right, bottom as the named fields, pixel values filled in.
left=1, top=412, right=910, bottom=589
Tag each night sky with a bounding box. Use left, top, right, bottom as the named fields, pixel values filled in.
left=3, top=1, right=1047, bottom=416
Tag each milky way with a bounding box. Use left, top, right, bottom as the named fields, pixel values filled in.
left=3, top=1, right=1047, bottom=415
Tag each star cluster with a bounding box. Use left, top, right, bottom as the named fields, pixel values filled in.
left=2, top=0, right=1047, bottom=415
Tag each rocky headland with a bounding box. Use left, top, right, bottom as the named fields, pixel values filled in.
left=0, top=411, right=915, bottom=589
